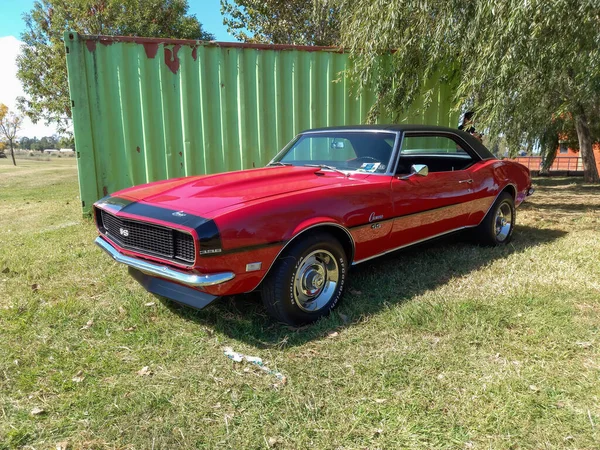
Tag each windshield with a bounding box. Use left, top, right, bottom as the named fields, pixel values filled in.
left=272, top=131, right=397, bottom=174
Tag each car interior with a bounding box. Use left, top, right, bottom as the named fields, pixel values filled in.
left=395, top=134, right=475, bottom=174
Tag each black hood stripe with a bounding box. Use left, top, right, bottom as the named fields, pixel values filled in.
left=97, top=196, right=209, bottom=230
left=96, top=195, right=133, bottom=211
left=196, top=220, right=223, bottom=255
left=118, top=202, right=209, bottom=230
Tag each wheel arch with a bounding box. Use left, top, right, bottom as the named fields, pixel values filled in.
left=475, top=182, right=517, bottom=228
left=249, top=222, right=355, bottom=292
left=502, top=183, right=517, bottom=200
left=286, top=220, right=355, bottom=261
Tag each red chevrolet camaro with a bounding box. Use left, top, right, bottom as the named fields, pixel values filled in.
left=94, top=125, right=533, bottom=325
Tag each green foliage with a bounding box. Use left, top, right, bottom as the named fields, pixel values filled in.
left=338, top=0, right=600, bottom=181
left=58, top=135, right=75, bottom=150
left=16, top=0, right=215, bottom=132
left=221, top=0, right=341, bottom=45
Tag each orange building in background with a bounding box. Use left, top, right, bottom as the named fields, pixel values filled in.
left=511, top=141, right=600, bottom=175
left=556, top=141, right=580, bottom=157
left=553, top=141, right=600, bottom=173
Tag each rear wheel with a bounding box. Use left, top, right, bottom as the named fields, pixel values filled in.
left=261, top=232, right=347, bottom=326
left=474, top=191, right=515, bottom=245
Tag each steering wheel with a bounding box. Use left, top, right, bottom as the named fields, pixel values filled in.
left=354, top=156, right=380, bottom=163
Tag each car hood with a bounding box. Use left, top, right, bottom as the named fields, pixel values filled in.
left=109, top=166, right=368, bottom=218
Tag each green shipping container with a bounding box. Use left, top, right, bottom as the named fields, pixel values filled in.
left=64, top=32, right=457, bottom=214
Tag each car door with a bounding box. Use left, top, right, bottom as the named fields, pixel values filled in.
left=388, top=132, right=479, bottom=249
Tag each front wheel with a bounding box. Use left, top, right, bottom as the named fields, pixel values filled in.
left=261, top=232, right=347, bottom=326
left=473, top=191, right=515, bottom=245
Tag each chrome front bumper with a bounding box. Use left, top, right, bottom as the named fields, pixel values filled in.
left=95, top=236, right=235, bottom=287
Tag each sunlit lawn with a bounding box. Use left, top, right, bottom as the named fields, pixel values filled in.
left=1, top=158, right=599, bottom=449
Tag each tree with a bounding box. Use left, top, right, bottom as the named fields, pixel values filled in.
left=58, top=135, right=75, bottom=150
left=338, top=0, right=600, bottom=182
left=17, top=0, right=215, bottom=133
left=0, top=104, right=24, bottom=166
left=39, top=135, right=58, bottom=150
left=221, top=0, right=341, bottom=45
left=536, top=116, right=581, bottom=174
left=20, top=136, right=33, bottom=150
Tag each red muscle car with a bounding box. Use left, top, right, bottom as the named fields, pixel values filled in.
left=94, top=125, right=533, bottom=325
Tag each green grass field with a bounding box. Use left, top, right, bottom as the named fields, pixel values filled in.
left=1, top=158, right=599, bottom=449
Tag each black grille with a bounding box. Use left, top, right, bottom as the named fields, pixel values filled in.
left=98, top=209, right=195, bottom=264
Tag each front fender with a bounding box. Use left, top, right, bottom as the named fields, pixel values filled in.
left=288, top=216, right=346, bottom=239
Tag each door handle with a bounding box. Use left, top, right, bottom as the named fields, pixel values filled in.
left=459, top=179, right=473, bottom=184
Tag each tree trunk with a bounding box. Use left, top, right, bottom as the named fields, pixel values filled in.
left=9, top=139, right=16, bottom=166
left=539, top=131, right=558, bottom=176
left=574, top=108, right=599, bottom=183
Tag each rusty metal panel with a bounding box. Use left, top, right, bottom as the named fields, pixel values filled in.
left=64, top=33, right=458, bottom=214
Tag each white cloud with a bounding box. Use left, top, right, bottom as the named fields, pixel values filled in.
left=0, top=35, right=60, bottom=139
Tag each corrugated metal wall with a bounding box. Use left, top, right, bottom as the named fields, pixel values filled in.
left=64, top=32, right=457, bottom=214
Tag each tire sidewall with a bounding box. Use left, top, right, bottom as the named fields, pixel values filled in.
left=283, top=238, right=347, bottom=322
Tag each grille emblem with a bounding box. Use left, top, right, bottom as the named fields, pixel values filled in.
left=172, top=211, right=187, bottom=217
left=119, top=227, right=129, bottom=237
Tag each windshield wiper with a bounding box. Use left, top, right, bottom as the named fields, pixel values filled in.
left=267, top=161, right=292, bottom=167
left=304, top=164, right=350, bottom=178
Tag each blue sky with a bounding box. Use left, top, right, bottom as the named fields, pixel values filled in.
left=0, top=0, right=236, bottom=40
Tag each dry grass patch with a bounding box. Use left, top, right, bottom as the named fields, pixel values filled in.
left=1, top=161, right=599, bottom=449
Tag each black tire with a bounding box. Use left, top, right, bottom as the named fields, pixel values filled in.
left=473, top=191, right=515, bottom=245
left=261, top=232, right=347, bottom=326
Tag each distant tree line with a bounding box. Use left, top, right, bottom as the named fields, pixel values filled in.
left=19, top=135, right=74, bottom=151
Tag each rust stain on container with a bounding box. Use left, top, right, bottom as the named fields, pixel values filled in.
left=191, top=46, right=198, bottom=61
left=85, top=40, right=96, bottom=52
left=164, top=44, right=181, bottom=74
left=136, top=146, right=141, bottom=153
left=143, top=43, right=159, bottom=59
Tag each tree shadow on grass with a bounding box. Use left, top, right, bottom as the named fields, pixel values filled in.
left=520, top=202, right=600, bottom=213
left=533, top=177, right=585, bottom=188
left=532, top=176, right=600, bottom=193
left=161, top=225, right=567, bottom=349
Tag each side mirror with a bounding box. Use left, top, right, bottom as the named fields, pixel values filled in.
left=399, top=164, right=428, bottom=180
left=411, top=164, right=428, bottom=176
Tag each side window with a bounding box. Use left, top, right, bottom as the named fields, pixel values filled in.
left=397, top=135, right=474, bottom=174
left=401, top=135, right=469, bottom=155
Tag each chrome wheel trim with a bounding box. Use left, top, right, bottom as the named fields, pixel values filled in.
left=495, top=202, right=513, bottom=242
left=293, top=250, right=339, bottom=312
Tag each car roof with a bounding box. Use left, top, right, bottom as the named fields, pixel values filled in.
left=303, top=124, right=463, bottom=133
left=300, top=124, right=496, bottom=161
